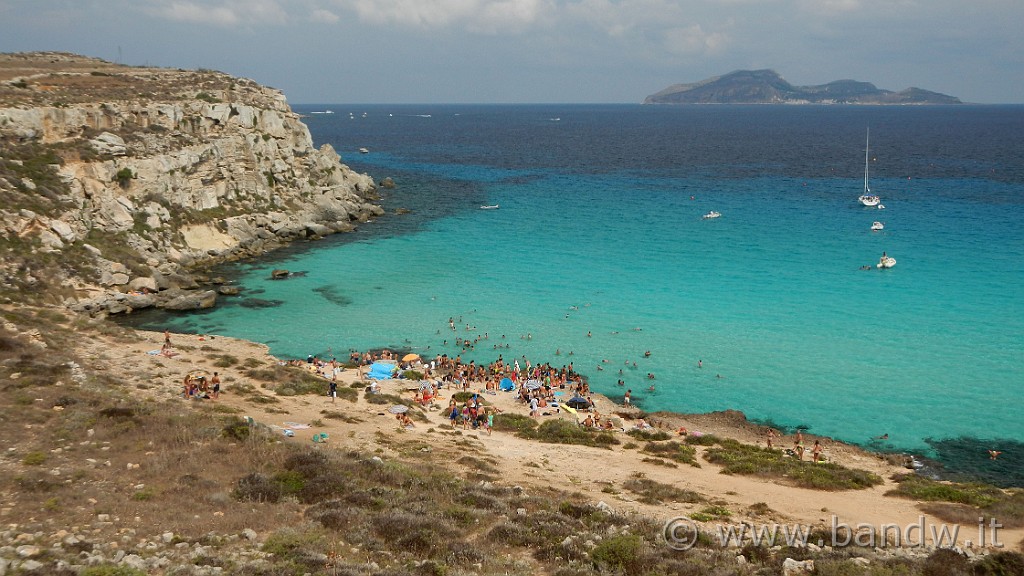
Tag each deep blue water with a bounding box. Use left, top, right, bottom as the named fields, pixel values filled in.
left=123, top=104, right=1024, bottom=484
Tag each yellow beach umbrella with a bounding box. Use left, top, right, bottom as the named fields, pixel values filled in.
left=402, top=353, right=420, bottom=362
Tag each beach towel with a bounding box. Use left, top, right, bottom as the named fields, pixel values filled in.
left=284, top=422, right=310, bottom=429
left=367, top=362, right=398, bottom=380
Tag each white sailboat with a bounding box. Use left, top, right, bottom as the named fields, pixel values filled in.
left=858, top=128, right=881, bottom=207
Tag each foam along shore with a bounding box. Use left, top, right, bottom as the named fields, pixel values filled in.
left=98, top=328, right=1024, bottom=552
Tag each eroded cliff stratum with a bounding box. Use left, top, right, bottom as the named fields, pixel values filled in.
left=0, top=52, right=383, bottom=315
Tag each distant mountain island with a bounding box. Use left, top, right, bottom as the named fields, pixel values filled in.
left=644, top=69, right=961, bottom=105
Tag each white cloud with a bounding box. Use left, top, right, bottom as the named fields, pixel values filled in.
left=336, top=0, right=549, bottom=32
left=151, top=1, right=239, bottom=26
left=662, top=24, right=729, bottom=56
left=310, top=8, right=340, bottom=23
left=146, top=0, right=289, bottom=27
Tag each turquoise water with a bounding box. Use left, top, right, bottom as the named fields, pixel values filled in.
left=129, top=105, right=1024, bottom=476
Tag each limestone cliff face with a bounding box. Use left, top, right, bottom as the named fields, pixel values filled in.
left=0, top=52, right=383, bottom=315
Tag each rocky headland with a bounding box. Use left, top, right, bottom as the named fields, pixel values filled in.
left=0, top=52, right=383, bottom=316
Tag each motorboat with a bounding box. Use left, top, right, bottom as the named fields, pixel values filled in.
left=858, top=128, right=882, bottom=207
left=877, top=255, right=897, bottom=269
left=871, top=221, right=884, bottom=231
left=358, top=147, right=369, bottom=154
left=480, top=204, right=499, bottom=210
left=702, top=211, right=721, bottom=219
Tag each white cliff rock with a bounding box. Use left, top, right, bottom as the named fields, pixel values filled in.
left=0, top=53, right=381, bottom=315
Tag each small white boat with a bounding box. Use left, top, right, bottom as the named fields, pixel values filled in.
left=877, top=204, right=885, bottom=210
left=480, top=204, right=499, bottom=210
left=877, top=255, right=897, bottom=269
left=702, top=211, right=721, bottom=219
left=871, top=221, right=884, bottom=231
left=358, top=147, right=369, bottom=154
left=858, top=128, right=882, bottom=207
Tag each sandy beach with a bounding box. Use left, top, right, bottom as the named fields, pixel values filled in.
left=91, top=328, right=1024, bottom=552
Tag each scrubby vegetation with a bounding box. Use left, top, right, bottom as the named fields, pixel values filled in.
left=622, top=472, right=703, bottom=505
left=641, top=440, right=700, bottom=467
left=888, top=474, right=1024, bottom=528
left=697, top=436, right=884, bottom=490
left=516, top=418, right=620, bottom=448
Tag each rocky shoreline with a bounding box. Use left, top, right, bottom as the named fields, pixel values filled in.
left=0, top=52, right=385, bottom=317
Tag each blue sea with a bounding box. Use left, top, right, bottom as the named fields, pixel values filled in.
left=123, top=104, right=1024, bottom=485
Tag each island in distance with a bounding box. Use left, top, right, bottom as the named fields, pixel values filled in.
left=644, top=69, right=961, bottom=104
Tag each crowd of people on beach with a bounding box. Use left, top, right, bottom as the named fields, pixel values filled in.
left=162, top=314, right=851, bottom=466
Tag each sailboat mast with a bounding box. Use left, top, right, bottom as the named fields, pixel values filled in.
left=864, top=128, right=870, bottom=194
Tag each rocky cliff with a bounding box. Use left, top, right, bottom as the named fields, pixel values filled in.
left=0, top=52, right=383, bottom=315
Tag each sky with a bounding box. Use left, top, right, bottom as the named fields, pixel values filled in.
left=1, top=0, right=1021, bottom=104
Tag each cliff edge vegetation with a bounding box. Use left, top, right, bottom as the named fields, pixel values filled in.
left=0, top=52, right=383, bottom=316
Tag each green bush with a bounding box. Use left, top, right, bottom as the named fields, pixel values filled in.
left=621, top=474, right=702, bottom=505
left=972, top=551, right=1024, bottom=576
left=641, top=441, right=699, bottom=466
left=704, top=437, right=882, bottom=490
left=222, top=417, right=251, bottom=441
left=886, top=474, right=1003, bottom=507
left=627, top=428, right=671, bottom=441
left=685, top=433, right=721, bottom=446
left=365, top=391, right=407, bottom=405
left=699, top=505, right=732, bottom=519
left=196, top=91, right=221, bottom=103
left=113, top=167, right=134, bottom=187
left=21, top=451, right=47, bottom=465
left=590, top=534, right=645, bottom=572
left=518, top=419, right=619, bottom=448
left=491, top=413, right=538, bottom=433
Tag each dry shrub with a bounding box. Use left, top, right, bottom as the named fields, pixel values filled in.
left=622, top=474, right=703, bottom=505
left=372, top=511, right=460, bottom=556
left=234, top=473, right=282, bottom=503
left=457, top=486, right=507, bottom=511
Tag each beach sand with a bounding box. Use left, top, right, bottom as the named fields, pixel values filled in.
left=89, top=329, right=1023, bottom=551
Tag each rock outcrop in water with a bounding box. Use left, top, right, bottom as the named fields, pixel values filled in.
left=0, top=52, right=383, bottom=315
left=644, top=69, right=962, bottom=105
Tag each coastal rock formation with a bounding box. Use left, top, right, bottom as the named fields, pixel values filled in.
left=644, top=69, right=962, bottom=105
left=0, top=52, right=383, bottom=315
